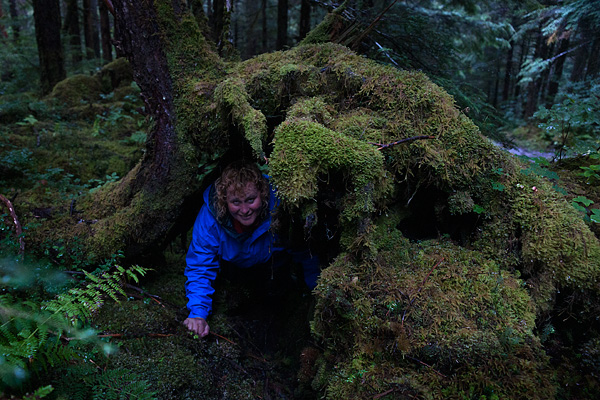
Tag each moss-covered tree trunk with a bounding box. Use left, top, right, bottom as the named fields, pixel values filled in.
left=56, top=0, right=228, bottom=262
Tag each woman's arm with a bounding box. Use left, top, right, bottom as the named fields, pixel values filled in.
left=184, top=206, right=220, bottom=333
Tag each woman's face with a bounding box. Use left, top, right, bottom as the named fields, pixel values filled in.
left=226, top=182, right=262, bottom=227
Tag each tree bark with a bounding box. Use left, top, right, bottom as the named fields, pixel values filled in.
left=276, top=0, right=288, bottom=50
left=33, top=0, right=66, bottom=95
left=64, top=0, right=83, bottom=65
left=99, top=0, right=113, bottom=62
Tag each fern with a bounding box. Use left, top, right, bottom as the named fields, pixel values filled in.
left=0, top=263, right=149, bottom=389
left=89, top=369, right=157, bottom=400
left=22, top=385, right=54, bottom=399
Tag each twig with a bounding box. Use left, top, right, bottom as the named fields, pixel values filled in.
left=404, top=355, right=448, bottom=379
left=368, top=135, right=435, bottom=150
left=350, top=0, right=399, bottom=50
left=373, top=388, right=395, bottom=399
left=0, top=194, right=24, bottom=254
left=210, top=331, right=237, bottom=345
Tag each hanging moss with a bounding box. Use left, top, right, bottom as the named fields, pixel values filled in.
left=270, top=117, right=389, bottom=221
left=214, top=76, right=267, bottom=158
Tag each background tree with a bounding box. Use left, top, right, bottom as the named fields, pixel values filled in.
left=64, top=0, right=83, bottom=65
left=32, top=0, right=65, bottom=95
left=276, top=0, right=288, bottom=49
left=99, top=0, right=113, bottom=62
left=83, top=0, right=101, bottom=59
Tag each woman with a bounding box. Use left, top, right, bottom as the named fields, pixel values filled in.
left=183, top=161, right=319, bottom=337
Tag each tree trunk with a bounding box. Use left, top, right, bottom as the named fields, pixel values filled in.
left=83, top=0, right=101, bottom=58
left=585, top=37, right=600, bottom=79
left=64, top=0, right=83, bottom=65
left=54, top=0, right=228, bottom=262
left=276, top=0, right=288, bottom=50
left=0, top=2, right=8, bottom=40
left=545, top=34, right=570, bottom=107
left=570, top=18, right=591, bottom=82
left=8, top=0, right=20, bottom=40
left=299, top=0, right=311, bottom=41
left=502, top=41, right=514, bottom=103
left=33, top=0, right=66, bottom=95
left=99, top=0, right=113, bottom=62
left=261, top=0, right=267, bottom=52
left=524, top=24, right=546, bottom=118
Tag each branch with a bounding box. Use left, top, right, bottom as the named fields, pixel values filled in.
left=404, top=354, right=448, bottom=379
left=101, top=0, right=115, bottom=16
left=546, top=40, right=593, bottom=64
left=0, top=194, right=24, bottom=254
left=350, top=0, right=399, bottom=50
left=368, top=135, right=435, bottom=150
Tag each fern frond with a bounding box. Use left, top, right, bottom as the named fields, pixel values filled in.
left=23, top=385, right=54, bottom=400
left=90, top=368, right=157, bottom=400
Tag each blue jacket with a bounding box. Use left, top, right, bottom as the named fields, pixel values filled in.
left=185, top=182, right=319, bottom=320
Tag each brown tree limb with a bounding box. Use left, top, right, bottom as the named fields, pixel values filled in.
left=101, top=0, right=115, bottom=16
left=368, top=135, right=435, bottom=150
left=0, top=194, right=24, bottom=254
left=350, top=0, right=399, bottom=51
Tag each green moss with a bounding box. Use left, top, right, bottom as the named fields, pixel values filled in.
left=311, top=211, right=555, bottom=399
left=98, top=58, right=134, bottom=92
left=50, top=75, right=103, bottom=106
left=214, top=76, right=267, bottom=158
left=270, top=118, right=389, bottom=221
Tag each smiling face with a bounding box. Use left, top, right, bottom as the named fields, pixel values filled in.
left=226, top=182, right=263, bottom=227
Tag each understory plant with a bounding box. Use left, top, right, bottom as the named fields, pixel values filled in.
left=0, top=246, right=151, bottom=397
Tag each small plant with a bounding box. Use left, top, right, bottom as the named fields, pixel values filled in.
left=534, top=80, right=600, bottom=159
left=580, top=151, right=600, bottom=184
left=0, top=252, right=149, bottom=392
left=571, top=196, right=600, bottom=224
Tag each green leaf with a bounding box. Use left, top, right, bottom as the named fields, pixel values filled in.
left=573, top=196, right=594, bottom=207
left=591, top=209, right=600, bottom=224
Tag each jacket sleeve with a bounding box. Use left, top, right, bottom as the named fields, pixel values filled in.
left=184, top=206, right=221, bottom=320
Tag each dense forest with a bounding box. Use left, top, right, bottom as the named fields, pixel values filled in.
left=1, top=0, right=600, bottom=399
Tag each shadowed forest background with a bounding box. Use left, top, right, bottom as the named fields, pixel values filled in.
left=1, top=0, right=600, bottom=399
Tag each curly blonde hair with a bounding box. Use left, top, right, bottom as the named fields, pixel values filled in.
left=214, top=161, right=269, bottom=221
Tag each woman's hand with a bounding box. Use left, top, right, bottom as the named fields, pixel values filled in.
left=184, top=317, right=210, bottom=337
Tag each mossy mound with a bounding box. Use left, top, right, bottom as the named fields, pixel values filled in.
left=231, top=42, right=600, bottom=310
left=309, top=211, right=555, bottom=398
left=221, top=42, right=600, bottom=398
left=49, top=58, right=134, bottom=109
left=50, top=75, right=104, bottom=106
